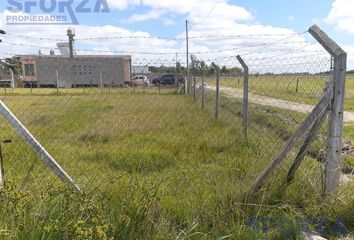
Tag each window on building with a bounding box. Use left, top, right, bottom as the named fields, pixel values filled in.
left=24, top=64, right=35, bottom=76
left=73, top=65, right=92, bottom=75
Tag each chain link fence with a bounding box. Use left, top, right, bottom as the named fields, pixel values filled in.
left=191, top=52, right=332, bottom=196
left=0, top=25, right=352, bottom=239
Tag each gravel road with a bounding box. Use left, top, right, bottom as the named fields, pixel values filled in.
left=220, top=87, right=354, bottom=123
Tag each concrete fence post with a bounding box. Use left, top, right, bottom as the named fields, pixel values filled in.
left=309, top=24, right=347, bottom=195
left=129, top=59, right=133, bottom=88
left=237, top=55, right=249, bottom=138
left=201, top=71, right=205, bottom=109
left=193, top=75, right=196, bottom=101
left=0, top=142, right=4, bottom=188
left=55, top=69, right=59, bottom=94
left=10, top=68, right=15, bottom=94
left=100, top=71, right=103, bottom=94
left=0, top=100, right=81, bottom=193
left=215, top=68, right=220, bottom=119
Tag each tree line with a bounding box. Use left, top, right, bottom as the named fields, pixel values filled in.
left=150, top=55, right=243, bottom=76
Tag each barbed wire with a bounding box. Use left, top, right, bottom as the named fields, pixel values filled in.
left=0, top=39, right=317, bottom=56
left=200, top=51, right=327, bottom=64
left=4, top=31, right=307, bottom=42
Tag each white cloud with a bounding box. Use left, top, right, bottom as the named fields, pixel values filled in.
left=325, top=0, right=354, bottom=34
left=125, top=9, right=166, bottom=23
left=343, top=45, right=354, bottom=70
left=141, top=0, right=252, bottom=23
left=0, top=5, right=336, bottom=71
left=288, top=16, right=295, bottom=22
left=0, top=10, right=179, bottom=64
left=106, top=0, right=141, bottom=10
left=163, top=19, right=175, bottom=26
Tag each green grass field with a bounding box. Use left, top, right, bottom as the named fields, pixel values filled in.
left=194, top=74, right=354, bottom=168
left=198, top=74, right=354, bottom=110
left=0, top=87, right=353, bottom=239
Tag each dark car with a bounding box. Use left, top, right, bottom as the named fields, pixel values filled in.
left=152, top=74, right=184, bottom=86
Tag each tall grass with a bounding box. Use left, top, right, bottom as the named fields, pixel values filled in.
left=0, top=88, right=353, bottom=239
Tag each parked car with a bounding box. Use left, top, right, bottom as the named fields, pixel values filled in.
left=152, top=74, right=184, bottom=86
left=131, top=75, right=149, bottom=86
left=198, top=83, right=212, bottom=91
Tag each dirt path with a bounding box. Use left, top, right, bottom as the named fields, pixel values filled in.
left=220, top=87, right=354, bottom=123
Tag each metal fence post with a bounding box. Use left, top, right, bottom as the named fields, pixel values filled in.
left=237, top=55, right=249, bottom=137
left=215, top=68, right=220, bottom=119
left=309, top=25, right=347, bottom=195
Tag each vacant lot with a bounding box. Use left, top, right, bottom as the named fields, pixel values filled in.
left=0, top=88, right=353, bottom=239
left=197, top=74, right=354, bottom=167
left=199, top=74, right=353, bottom=110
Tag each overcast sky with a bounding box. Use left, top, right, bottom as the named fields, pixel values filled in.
left=0, top=0, right=353, bottom=69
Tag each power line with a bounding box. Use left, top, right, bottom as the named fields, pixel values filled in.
left=189, top=0, right=220, bottom=26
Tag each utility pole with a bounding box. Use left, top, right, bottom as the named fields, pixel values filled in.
left=185, top=20, right=189, bottom=95
left=67, top=28, right=75, bottom=58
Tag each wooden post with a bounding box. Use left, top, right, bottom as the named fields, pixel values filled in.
left=237, top=55, right=249, bottom=138
left=309, top=24, right=347, bottom=195
left=215, top=68, right=220, bottom=119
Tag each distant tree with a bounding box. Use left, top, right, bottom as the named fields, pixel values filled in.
left=190, top=55, right=203, bottom=75
left=149, top=56, right=242, bottom=77
left=0, top=57, right=22, bottom=75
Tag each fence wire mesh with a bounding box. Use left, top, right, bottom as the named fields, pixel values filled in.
left=192, top=52, right=332, bottom=195
left=0, top=28, right=352, bottom=239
